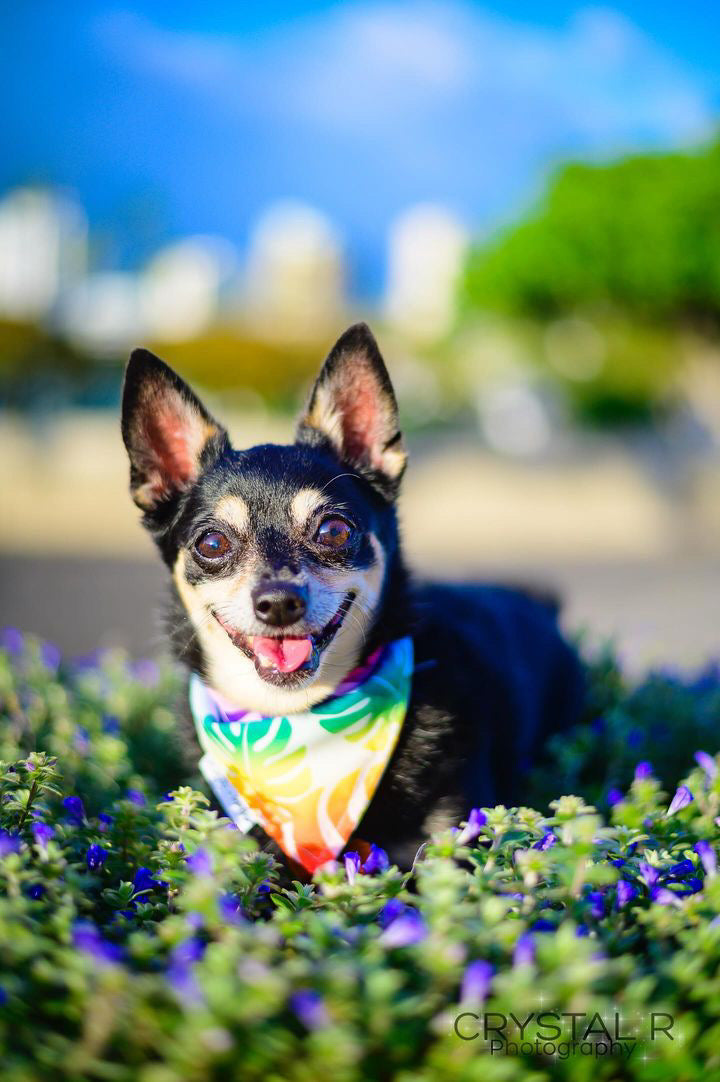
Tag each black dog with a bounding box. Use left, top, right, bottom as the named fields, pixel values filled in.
left=122, top=323, right=585, bottom=870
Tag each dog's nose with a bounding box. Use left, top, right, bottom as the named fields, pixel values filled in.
left=252, top=581, right=308, bottom=627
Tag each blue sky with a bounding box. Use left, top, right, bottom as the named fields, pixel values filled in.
left=4, top=2, right=719, bottom=295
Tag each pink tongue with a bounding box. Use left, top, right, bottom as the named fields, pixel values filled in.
left=252, top=636, right=313, bottom=673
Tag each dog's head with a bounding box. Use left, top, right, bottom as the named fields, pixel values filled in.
left=121, top=323, right=408, bottom=713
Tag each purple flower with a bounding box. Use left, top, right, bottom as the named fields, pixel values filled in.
left=290, top=989, right=329, bottom=1030
left=98, top=813, right=113, bottom=833
left=667, top=786, right=694, bottom=816
left=695, top=840, right=717, bottom=877
left=668, top=859, right=694, bottom=878
left=0, top=831, right=21, bottom=857
left=126, top=789, right=146, bottom=807
left=131, top=659, right=159, bottom=686
left=639, top=861, right=659, bottom=889
left=380, top=909, right=427, bottom=947
left=532, top=831, right=557, bottom=851
left=616, top=880, right=638, bottom=909
left=167, top=939, right=205, bottom=1003
left=362, top=844, right=390, bottom=875
left=634, top=761, right=653, bottom=781
left=611, top=858, right=626, bottom=867
left=218, top=893, right=245, bottom=924
left=102, top=716, right=121, bottom=734
left=40, top=640, right=61, bottom=671
left=606, top=788, right=624, bottom=807
left=458, top=808, right=487, bottom=845
left=86, top=844, right=109, bottom=871
left=71, top=649, right=104, bottom=673
left=344, top=850, right=362, bottom=884
left=378, top=898, right=407, bottom=928
left=28, top=883, right=45, bottom=899
left=653, top=888, right=682, bottom=907
left=695, top=751, right=718, bottom=781
left=0, top=628, right=24, bottom=656
left=461, top=959, right=493, bottom=1003
left=32, top=822, right=54, bottom=848
left=586, top=891, right=605, bottom=919
left=513, top=934, right=535, bottom=967
left=186, top=848, right=212, bottom=876
left=73, top=921, right=123, bottom=963
left=73, top=728, right=90, bottom=754
left=531, top=919, right=556, bottom=932
left=62, top=796, right=86, bottom=824
left=170, top=938, right=205, bottom=967
left=257, top=880, right=272, bottom=894
left=133, top=867, right=167, bottom=894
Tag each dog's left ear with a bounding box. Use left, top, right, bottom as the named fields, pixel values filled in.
left=295, top=323, right=407, bottom=499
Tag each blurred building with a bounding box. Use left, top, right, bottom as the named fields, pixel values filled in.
left=0, top=187, right=87, bottom=320
left=244, top=202, right=346, bottom=339
left=60, top=272, right=143, bottom=356
left=140, top=236, right=237, bottom=342
left=384, top=204, right=468, bottom=342
left=60, top=236, right=237, bottom=354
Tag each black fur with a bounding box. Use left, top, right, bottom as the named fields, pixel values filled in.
left=121, top=323, right=586, bottom=871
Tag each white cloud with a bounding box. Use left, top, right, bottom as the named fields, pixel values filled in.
left=95, top=3, right=711, bottom=143
left=92, top=2, right=714, bottom=238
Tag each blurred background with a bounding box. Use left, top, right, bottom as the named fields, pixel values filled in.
left=2, top=1, right=719, bottom=672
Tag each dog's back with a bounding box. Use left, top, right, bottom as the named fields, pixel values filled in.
left=355, top=582, right=585, bottom=866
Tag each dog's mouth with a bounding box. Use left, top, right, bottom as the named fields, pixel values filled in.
left=213, top=592, right=356, bottom=686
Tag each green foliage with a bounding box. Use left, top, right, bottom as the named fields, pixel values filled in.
left=460, top=139, right=720, bottom=423
left=1, top=632, right=720, bottom=1080
left=462, top=140, right=720, bottom=323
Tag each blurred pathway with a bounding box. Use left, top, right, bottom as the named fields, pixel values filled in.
left=1, top=555, right=718, bottom=676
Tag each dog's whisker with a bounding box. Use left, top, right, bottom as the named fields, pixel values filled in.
left=316, top=471, right=359, bottom=497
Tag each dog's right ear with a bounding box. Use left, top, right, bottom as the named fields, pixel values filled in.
left=121, top=349, right=229, bottom=512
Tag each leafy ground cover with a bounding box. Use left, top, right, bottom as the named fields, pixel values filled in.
left=1, top=629, right=720, bottom=1081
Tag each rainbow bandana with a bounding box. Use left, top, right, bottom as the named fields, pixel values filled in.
left=189, top=637, right=413, bottom=873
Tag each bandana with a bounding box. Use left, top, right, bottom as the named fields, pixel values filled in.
left=189, top=637, right=413, bottom=873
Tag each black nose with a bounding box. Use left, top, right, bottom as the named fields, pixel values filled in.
left=252, top=581, right=308, bottom=627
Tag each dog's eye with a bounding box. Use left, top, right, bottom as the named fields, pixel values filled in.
left=315, top=517, right=353, bottom=549
left=195, top=530, right=231, bottom=559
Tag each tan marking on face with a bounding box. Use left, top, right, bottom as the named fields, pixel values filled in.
left=290, top=488, right=325, bottom=529
left=213, top=494, right=250, bottom=535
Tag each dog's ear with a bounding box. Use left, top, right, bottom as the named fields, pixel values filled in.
left=295, top=323, right=406, bottom=499
left=121, top=349, right=229, bottom=512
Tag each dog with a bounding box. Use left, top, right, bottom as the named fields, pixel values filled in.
left=121, top=323, right=585, bottom=872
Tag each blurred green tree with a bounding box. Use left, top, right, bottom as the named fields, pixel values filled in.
left=462, top=139, right=720, bottom=324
